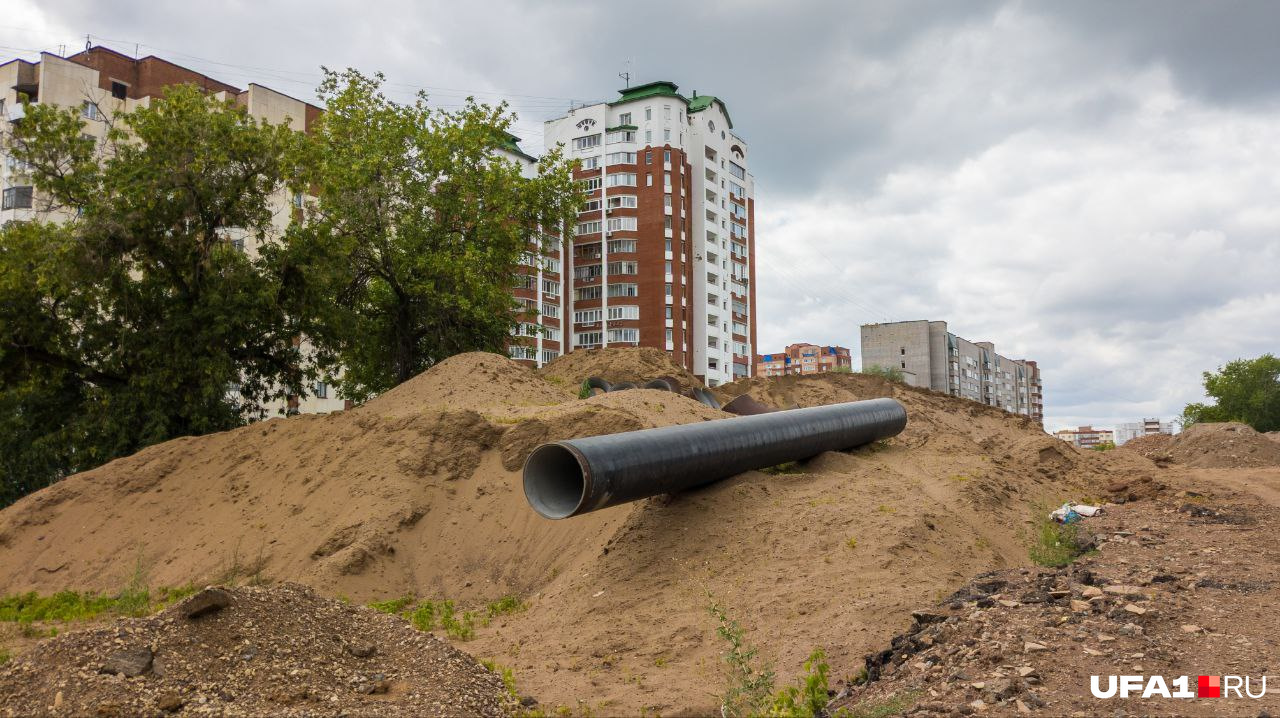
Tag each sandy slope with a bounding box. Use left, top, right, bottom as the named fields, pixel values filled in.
left=0, top=351, right=1161, bottom=714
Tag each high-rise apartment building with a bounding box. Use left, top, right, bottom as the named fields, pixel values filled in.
left=860, top=320, right=1044, bottom=424
left=541, top=81, right=757, bottom=386
left=756, top=343, right=851, bottom=377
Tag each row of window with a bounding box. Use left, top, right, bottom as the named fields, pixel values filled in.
left=574, top=329, right=640, bottom=346
left=575, top=216, right=639, bottom=235
left=580, top=195, right=639, bottom=212
left=573, top=283, right=639, bottom=300
left=572, top=305, right=640, bottom=323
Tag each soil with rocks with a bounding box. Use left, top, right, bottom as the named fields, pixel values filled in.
left=0, top=583, right=510, bottom=717
left=0, top=350, right=1170, bottom=715
left=830, top=469, right=1280, bottom=717
left=1139, top=422, right=1280, bottom=469
left=1117, top=433, right=1175, bottom=461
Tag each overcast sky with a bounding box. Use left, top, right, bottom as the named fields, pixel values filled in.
left=5, top=1, right=1278, bottom=431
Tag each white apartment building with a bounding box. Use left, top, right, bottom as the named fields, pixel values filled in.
left=1114, top=418, right=1175, bottom=445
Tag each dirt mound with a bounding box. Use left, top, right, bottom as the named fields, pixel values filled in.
left=1117, top=432, right=1175, bottom=460
left=0, top=351, right=1151, bottom=715
left=539, top=347, right=703, bottom=392
left=0, top=583, right=509, bottom=716
left=1267, top=431, right=1280, bottom=443
left=1161, top=422, right=1280, bottom=468
left=372, top=352, right=575, bottom=417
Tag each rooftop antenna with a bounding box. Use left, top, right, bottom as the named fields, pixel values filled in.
left=84, top=34, right=91, bottom=51
left=619, top=59, right=632, bottom=88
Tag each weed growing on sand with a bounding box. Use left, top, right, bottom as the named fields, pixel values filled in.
left=766, top=648, right=833, bottom=717
left=760, top=461, right=804, bottom=475
left=479, top=659, right=520, bottom=706
left=485, top=595, right=527, bottom=620
left=366, top=596, right=479, bottom=640
left=368, top=596, right=415, bottom=615
left=1028, top=515, right=1090, bottom=568
left=0, top=648, right=9, bottom=665
left=438, top=600, right=478, bottom=640
left=840, top=690, right=921, bottom=718
left=708, top=597, right=775, bottom=716
left=0, top=581, right=199, bottom=626
left=578, top=380, right=593, bottom=399
left=846, top=537, right=858, bottom=550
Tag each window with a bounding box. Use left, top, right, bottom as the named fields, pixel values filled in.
left=514, top=273, right=537, bottom=290
left=576, top=220, right=602, bottom=235
left=664, top=173, right=672, bottom=190
left=663, top=128, right=671, bottom=141
left=579, top=155, right=601, bottom=170
left=665, top=305, right=673, bottom=319
left=81, top=101, right=102, bottom=121
left=646, top=174, right=653, bottom=187
left=574, top=264, right=602, bottom=280
left=606, top=217, right=637, bottom=232
left=542, top=279, right=560, bottom=296
left=664, top=105, right=671, bottom=119
left=542, top=349, right=560, bottom=364
left=665, top=260, right=673, bottom=275
left=608, top=239, right=636, bottom=253
left=581, top=177, right=602, bottom=192
left=645, top=130, right=652, bottom=144
left=607, top=261, right=638, bottom=275
left=730, top=181, right=746, bottom=198
left=733, top=322, right=748, bottom=335
left=607, top=195, right=638, bottom=209
left=665, top=283, right=673, bottom=297
left=541, top=302, right=559, bottom=319
left=606, top=130, right=636, bottom=144
left=580, top=199, right=602, bottom=212
left=575, top=331, right=603, bottom=347
left=1, top=186, right=33, bottom=210
left=574, top=308, right=603, bottom=324
left=573, top=134, right=601, bottom=151
left=708, top=336, right=720, bottom=349
left=608, top=283, right=638, bottom=297
left=314, top=381, right=329, bottom=399
left=575, top=286, right=602, bottom=301
left=574, top=242, right=602, bottom=259
left=509, top=345, right=538, bottom=360
left=231, top=238, right=246, bottom=253
left=645, top=107, right=652, bottom=121
left=666, top=328, right=674, bottom=343
left=606, top=151, right=636, bottom=165
left=513, top=322, right=540, bottom=337
left=542, top=257, right=561, bottom=273
left=110, top=80, right=128, bottom=100
left=543, top=327, right=561, bottom=342
left=608, top=328, right=640, bottom=344
left=664, top=150, right=671, bottom=163
left=729, top=161, right=746, bottom=180
left=608, top=305, right=640, bottom=320
left=645, top=151, right=652, bottom=164
left=618, top=112, right=631, bottom=125
left=606, top=173, right=637, bottom=187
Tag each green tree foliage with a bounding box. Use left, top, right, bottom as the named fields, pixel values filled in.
left=0, top=86, right=319, bottom=507
left=860, top=364, right=906, bottom=383
left=1182, top=354, right=1280, bottom=432
left=296, top=69, right=581, bottom=401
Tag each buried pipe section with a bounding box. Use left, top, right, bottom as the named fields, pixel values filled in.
left=523, top=397, right=907, bottom=519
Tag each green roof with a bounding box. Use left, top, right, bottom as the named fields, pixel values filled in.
left=499, top=131, right=537, bottom=163
left=687, top=94, right=733, bottom=129
left=605, top=124, right=638, bottom=132
left=610, top=80, right=688, bottom=106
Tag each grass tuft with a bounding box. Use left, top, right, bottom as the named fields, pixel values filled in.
left=1028, top=515, right=1091, bottom=567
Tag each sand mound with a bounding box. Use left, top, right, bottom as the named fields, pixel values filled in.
left=539, top=347, right=703, bottom=392
left=0, top=350, right=1154, bottom=715
left=0, top=583, right=508, bottom=716
left=372, top=352, right=575, bottom=417
left=1159, top=422, right=1280, bottom=468
left=1118, top=432, right=1175, bottom=460
left=1267, top=431, right=1280, bottom=443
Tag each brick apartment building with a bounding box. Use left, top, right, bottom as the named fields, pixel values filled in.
left=1054, top=425, right=1115, bottom=449
left=755, top=343, right=851, bottom=377
left=861, top=320, right=1044, bottom=425
left=540, top=81, right=758, bottom=387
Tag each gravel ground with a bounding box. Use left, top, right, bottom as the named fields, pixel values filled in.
left=0, top=583, right=512, bottom=717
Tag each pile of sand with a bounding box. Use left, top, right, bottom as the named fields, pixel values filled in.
left=0, top=350, right=1156, bottom=715
left=1157, top=422, right=1280, bottom=468
left=1118, top=432, right=1175, bottom=460
left=0, top=583, right=509, bottom=716
left=539, top=347, right=704, bottom=392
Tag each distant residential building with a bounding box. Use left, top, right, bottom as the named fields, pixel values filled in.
left=1055, top=425, right=1114, bottom=449
left=1114, top=418, right=1174, bottom=446
left=755, top=343, right=851, bottom=377
left=860, top=320, right=1043, bottom=425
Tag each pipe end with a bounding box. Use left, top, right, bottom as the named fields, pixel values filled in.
left=523, top=443, right=588, bottom=520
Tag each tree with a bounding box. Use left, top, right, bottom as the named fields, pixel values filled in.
left=860, top=364, right=906, bottom=383
left=296, top=69, right=581, bottom=401
left=0, top=85, right=320, bottom=507
left=1182, top=354, right=1280, bottom=432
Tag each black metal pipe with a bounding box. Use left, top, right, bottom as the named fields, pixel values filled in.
left=523, top=398, right=908, bottom=519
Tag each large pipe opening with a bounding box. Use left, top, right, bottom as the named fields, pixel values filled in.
left=523, top=443, right=588, bottom=519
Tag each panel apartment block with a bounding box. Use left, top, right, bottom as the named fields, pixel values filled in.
left=543, top=81, right=757, bottom=386
left=861, top=320, right=1044, bottom=424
